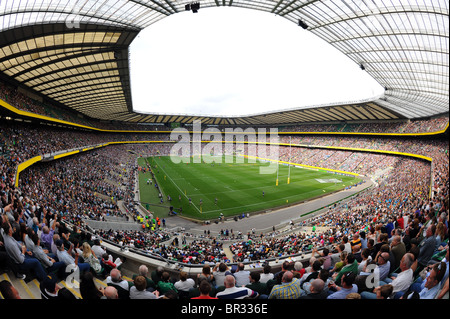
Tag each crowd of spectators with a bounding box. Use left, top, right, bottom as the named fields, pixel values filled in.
left=279, top=117, right=448, bottom=134
left=1, top=79, right=448, bottom=134
left=0, top=81, right=168, bottom=131
left=0, top=111, right=448, bottom=299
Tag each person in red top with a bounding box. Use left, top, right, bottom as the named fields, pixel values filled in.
left=397, top=214, right=405, bottom=230
left=191, top=280, right=218, bottom=299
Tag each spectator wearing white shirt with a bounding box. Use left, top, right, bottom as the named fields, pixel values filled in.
left=91, top=238, right=107, bottom=257
left=233, top=263, right=250, bottom=287
left=361, top=253, right=414, bottom=299
left=216, top=275, right=258, bottom=299
left=174, top=271, right=195, bottom=294
left=259, top=264, right=274, bottom=284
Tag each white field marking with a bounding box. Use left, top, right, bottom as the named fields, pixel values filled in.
left=154, top=158, right=202, bottom=214
left=199, top=185, right=333, bottom=214
left=156, top=156, right=353, bottom=214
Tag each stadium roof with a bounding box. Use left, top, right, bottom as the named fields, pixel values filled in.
left=0, top=0, right=448, bottom=125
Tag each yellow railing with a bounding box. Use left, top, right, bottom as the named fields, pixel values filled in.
left=1, top=98, right=448, bottom=135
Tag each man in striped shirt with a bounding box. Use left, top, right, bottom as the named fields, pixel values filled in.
left=216, top=275, right=259, bottom=299
left=268, top=271, right=302, bottom=299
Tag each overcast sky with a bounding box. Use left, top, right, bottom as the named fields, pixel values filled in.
left=129, top=7, right=384, bottom=117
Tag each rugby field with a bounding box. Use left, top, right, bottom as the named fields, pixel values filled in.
left=138, top=155, right=361, bottom=220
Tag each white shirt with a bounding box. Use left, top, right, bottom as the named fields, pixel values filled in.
left=213, top=271, right=228, bottom=287
left=390, top=268, right=413, bottom=293
left=92, top=245, right=106, bottom=258
left=216, top=286, right=258, bottom=299
left=344, top=243, right=352, bottom=253
left=174, top=278, right=195, bottom=292
left=260, top=273, right=274, bottom=284
left=234, top=270, right=250, bottom=287
left=358, top=257, right=372, bottom=274
left=106, top=276, right=129, bottom=290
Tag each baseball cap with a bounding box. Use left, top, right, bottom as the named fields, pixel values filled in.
left=55, top=239, right=64, bottom=248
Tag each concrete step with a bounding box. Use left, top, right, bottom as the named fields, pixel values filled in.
left=1, top=272, right=40, bottom=299
left=223, top=247, right=234, bottom=261
left=1, top=270, right=108, bottom=300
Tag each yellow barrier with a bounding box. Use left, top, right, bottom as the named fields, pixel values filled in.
left=1, top=98, right=448, bottom=136
left=53, top=150, right=80, bottom=160
left=12, top=142, right=170, bottom=186
left=13, top=139, right=434, bottom=187
left=14, top=156, right=42, bottom=187
left=4, top=92, right=435, bottom=191
left=278, top=125, right=449, bottom=136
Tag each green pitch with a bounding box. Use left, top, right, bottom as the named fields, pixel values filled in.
left=138, top=156, right=361, bottom=220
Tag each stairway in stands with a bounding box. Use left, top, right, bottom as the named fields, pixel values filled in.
left=0, top=270, right=131, bottom=300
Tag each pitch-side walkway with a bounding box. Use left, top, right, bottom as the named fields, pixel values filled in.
left=163, top=177, right=374, bottom=236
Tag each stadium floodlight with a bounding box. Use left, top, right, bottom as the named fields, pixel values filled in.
left=191, top=2, right=200, bottom=13
left=298, top=19, right=308, bottom=29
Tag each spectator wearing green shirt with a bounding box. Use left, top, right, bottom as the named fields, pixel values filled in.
left=246, top=272, right=268, bottom=297
left=333, top=253, right=359, bottom=286
left=157, top=271, right=178, bottom=295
